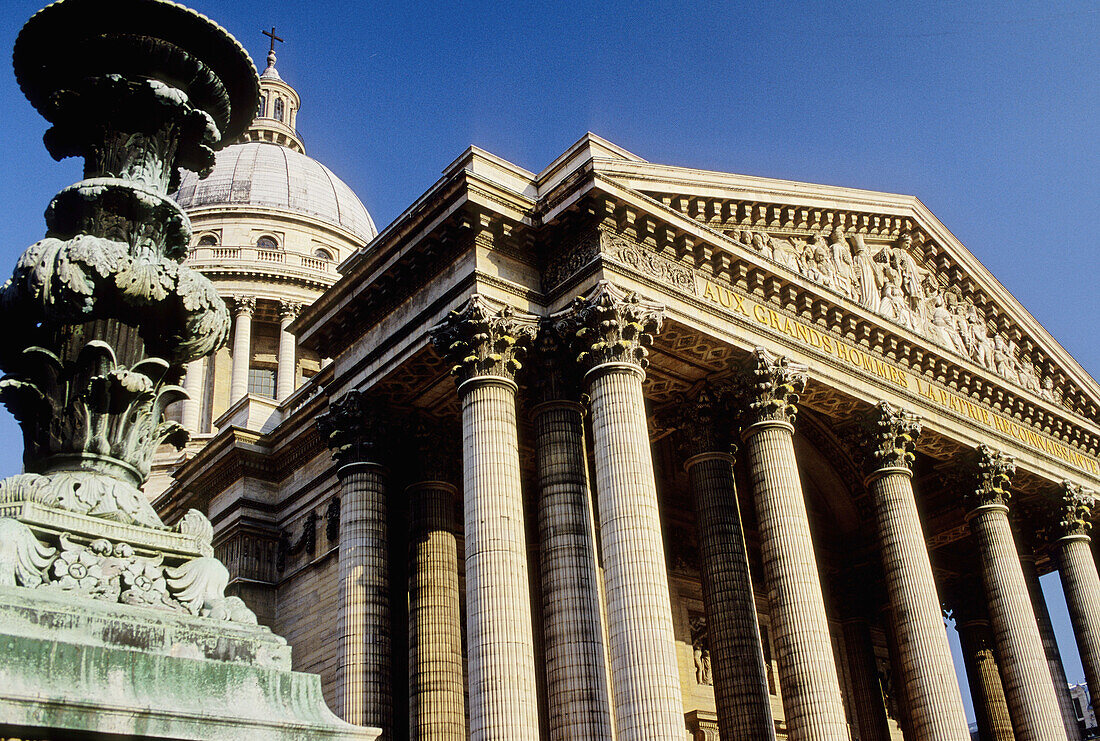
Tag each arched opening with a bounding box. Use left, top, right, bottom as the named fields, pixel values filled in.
left=258, top=93, right=267, bottom=118
left=197, top=234, right=218, bottom=247
left=256, top=235, right=279, bottom=250
left=314, top=247, right=334, bottom=261
left=273, top=97, right=284, bottom=122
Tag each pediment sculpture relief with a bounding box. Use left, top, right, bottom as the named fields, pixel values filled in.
left=728, top=226, right=1056, bottom=404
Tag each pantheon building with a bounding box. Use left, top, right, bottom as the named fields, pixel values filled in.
left=153, top=47, right=1100, bottom=741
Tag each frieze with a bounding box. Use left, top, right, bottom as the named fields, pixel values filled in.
left=698, top=277, right=1100, bottom=478
left=603, top=232, right=696, bottom=296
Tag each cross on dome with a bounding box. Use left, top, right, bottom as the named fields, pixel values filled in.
left=261, top=26, right=284, bottom=79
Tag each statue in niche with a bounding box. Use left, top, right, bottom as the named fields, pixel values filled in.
left=876, top=657, right=900, bottom=721
left=851, top=233, right=882, bottom=313
left=690, top=614, right=713, bottom=686
left=830, top=226, right=857, bottom=299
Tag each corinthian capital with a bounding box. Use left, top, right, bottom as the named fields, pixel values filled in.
left=552, top=280, right=665, bottom=375
left=862, top=401, right=922, bottom=473
left=672, top=382, right=735, bottom=459
left=278, top=300, right=302, bottom=322
left=232, top=295, right=256, bottom=316
left=429, top=295, right=539, bottom=384
left=740, top=347, right=807, bottom=427
left=962, top=444, right=1016, bottom=511
left=1055, top=481, right=1095, bottom=539
left=316, top=390, right=387, bottom=467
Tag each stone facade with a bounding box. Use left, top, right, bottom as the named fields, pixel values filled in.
left=153, top=58, right=1100, bottom=741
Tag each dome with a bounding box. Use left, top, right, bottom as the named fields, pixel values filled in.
left=175, top=141, right=378, bottom=243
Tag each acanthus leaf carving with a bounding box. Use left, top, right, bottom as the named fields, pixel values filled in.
left=740, top=347, right=807, bottom=427
left=552, top=280, right=665, bottom=374
left=862, top=401, right=922, bottom=473
left=429, top=295, right=539, bottom=384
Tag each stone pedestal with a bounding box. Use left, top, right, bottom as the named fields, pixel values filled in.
left=554, top=282, right=683, bottom=740
left=964, top=447, right=1067, bottom=741
left=861, top=402, right=969, bottom=740
left=739, top=349, right=848, bottom=740
left=532, top=399, right=614, bottom=740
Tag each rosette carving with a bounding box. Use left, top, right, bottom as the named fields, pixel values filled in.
left=740, top=347, right=808, bottom=427
left=429, top=295, right=539, bottom=384
left=862, top=401, right=922, bottom=473
left=552, top=280, right=665, bottom=374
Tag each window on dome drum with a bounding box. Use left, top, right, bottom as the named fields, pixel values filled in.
left=196, top=234, right=218, bottom=247
left=314, top=248, right=334, bottom=261
left=256, top=235, right=279, bottom=250
left=247, top=367, right=276, bottom=399
left=258, top=94, right=267, bottom=118
left=273, top=97, right=284, bottom=122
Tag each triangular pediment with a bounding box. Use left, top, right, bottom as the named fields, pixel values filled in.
left=560, top=150, right=1100, bottom=427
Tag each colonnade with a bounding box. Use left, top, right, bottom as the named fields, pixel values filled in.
left=318, top=281, right=1100, bottom=741
left=181, top=296, right=302, bottom=432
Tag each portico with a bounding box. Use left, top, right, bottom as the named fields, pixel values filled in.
left=165, top=133, right=1100, bottom=740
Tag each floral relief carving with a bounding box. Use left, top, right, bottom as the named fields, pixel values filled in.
left=552, top=280, right=665, bottom=373
left=740, top=347, right=808, bottom=427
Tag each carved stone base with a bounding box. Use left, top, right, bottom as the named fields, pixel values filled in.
left=0, top=586, right=378, bottom=740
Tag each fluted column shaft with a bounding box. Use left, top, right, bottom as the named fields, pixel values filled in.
left=1058, top=535, right=1100, bottom=712
left=968, top=502, right=1067, bottom=741
left=1019, top=551, right=1082, bottom=741
left=840, top=618, right=891, bottom=741
left=587, top=363, right=683, bottom=739
left=408, top=481, right=466, bottom=741
left=686, top=450, right=775, bottom=739
left=276, top=302, right=299, bottom=401
left=336, top=461, right=393, bottom=735
left=460, top=376, right=540, bottom=739
left=743, top=418, right=848, bottom=739
left=866, top=466, right=969, bottom=739
left=229, top=299, right=253, bottom=404
left=956, top=618, right=1015, bottom=741
left=181, top=359, right=204, bottom=432
left=533, top=400, right=614, bottom=740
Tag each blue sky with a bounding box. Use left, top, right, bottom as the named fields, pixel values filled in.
left=0, top=0, right=1097, bottom=724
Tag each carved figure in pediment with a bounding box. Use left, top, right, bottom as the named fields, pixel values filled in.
left=851, top=233, right=882, bottom=313
left=830, top=227, right=857, bottom=299
left=993, top=335, right=1020, bottom=383
left=1040, top=376, right=1056, bottom=402
left=926, top=293, right=963, bottom=353
left=750, top=230, right=773, bottom=260
left=804, top=236, right=835, bottom=289
left=875, top=231, right=926, bottom=326
left=1018, top=360, right=1041, bottom=394
left=770, top=234, right=803, bottom=274
left=965, top=305, right=996, bottom=371
left=879, top=282, right=915, bottom=330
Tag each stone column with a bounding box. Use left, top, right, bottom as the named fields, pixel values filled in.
left=737, top=347, right=848, bottom=740
left=229, top=295, right=255, bottom=404
left=1053, top=482, right=1100, bottom=721
left=553, top=281, right=683, bottom=740
left=317, top=390, right=392, bottom=736
left=530, top=329, right=614, bottom=741
left=837, top=569, right=892, bottom=741
left=860, top=402, right=969, bottom=740
left=675, top=384, right=775, bottom=740
left=962, top=445, right=1067, bottom=741
left=407, top=420, right=466, bottom=741
left=181, top=359, right=204, bottom=432
left=430, top=296, right=541, bottom=740
left=952, top=580, right=1016, bottom=741
left=277, top=300, right=301, bottom=401
left=1016, top=518, right=1083, bottom=741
